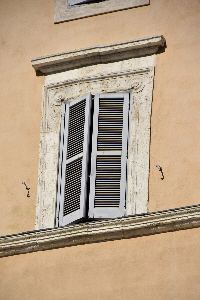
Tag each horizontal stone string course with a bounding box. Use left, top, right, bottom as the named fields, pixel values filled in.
left=0, top=204, right=200, bottom=258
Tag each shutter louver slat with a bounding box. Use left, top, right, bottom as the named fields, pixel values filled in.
left=89, top=93, right=130, bottom=219
left=56, top=93, right=92, bottom=226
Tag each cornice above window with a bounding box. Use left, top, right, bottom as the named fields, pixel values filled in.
left=31, top=35, right=165, bottom=75
left=54, top=0, right=150, bottom=23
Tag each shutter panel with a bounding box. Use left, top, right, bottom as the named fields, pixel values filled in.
left=56, top=93, right=92, bottom=226
left=89, top=93, right=130, bottom=219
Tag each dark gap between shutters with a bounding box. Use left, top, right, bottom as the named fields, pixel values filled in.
left=69, top=0, right=107, bottom=7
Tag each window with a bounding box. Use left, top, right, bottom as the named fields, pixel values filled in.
left=55, top=0, right=150, bottom=23
left=56, top=92, right=130, bottom=226
left=32, top=35, right=165, bottom=229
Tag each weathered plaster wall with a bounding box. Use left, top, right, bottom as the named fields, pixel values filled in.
left=1, top=228, right=200, bottom=300
left=1, top=0, right=200, bottom=235
left=0, top=0, right=200, bottom=299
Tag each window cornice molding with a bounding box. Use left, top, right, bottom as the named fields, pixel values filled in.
left=1, top=204, right=200, bottom=258
left=54, top=0, right=150, bottom=23
left=31, top=35, right=165, bottom=75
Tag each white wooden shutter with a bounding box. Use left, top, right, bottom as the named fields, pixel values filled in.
left=56, top=93, right=92, bottom=226
left=89, top=93, right=130, bottom=219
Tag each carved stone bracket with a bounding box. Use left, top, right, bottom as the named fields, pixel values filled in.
left=54, top=91, right=67, bottom=104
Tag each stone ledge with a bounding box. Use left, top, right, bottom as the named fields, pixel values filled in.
left=1, top=204, right=200, bottom=258
left=31, top=35, right=165, bottom=74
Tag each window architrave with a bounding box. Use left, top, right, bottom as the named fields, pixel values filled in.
left=32, top=36, right=165, bottom=229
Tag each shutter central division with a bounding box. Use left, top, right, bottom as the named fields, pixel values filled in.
left=98, top=98, right=124, bottom=151
left=67, top=100, right=86, bottom=159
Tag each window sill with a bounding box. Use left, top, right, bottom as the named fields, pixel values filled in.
left=55, top=0, right=150, bottom=23
left=1, top=204, right=200, bottom=258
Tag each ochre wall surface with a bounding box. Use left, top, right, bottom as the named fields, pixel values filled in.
left=1, top=0, right=200, bottom=299
left=1, top=228, right=200, bottom=300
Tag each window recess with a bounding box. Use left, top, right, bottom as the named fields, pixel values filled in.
left=69, top=0, right=106, bottom=6
left=32, top=36, right=164, bottom=230
left=56, top=92, right=130, bottom=227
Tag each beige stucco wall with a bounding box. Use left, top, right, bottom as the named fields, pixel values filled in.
left=0, top=0, right=200, bottom=235
left=1, top=228, right=200, bottom=300
left=1, top=0, right=200, bottom=298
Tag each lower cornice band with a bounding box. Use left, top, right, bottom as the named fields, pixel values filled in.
left=1, top=204, right=200, bottom=258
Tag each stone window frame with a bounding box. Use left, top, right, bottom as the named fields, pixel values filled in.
left=31, top=35, right=165, bottom=230
left=54, top=0, right=150, bottom=23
